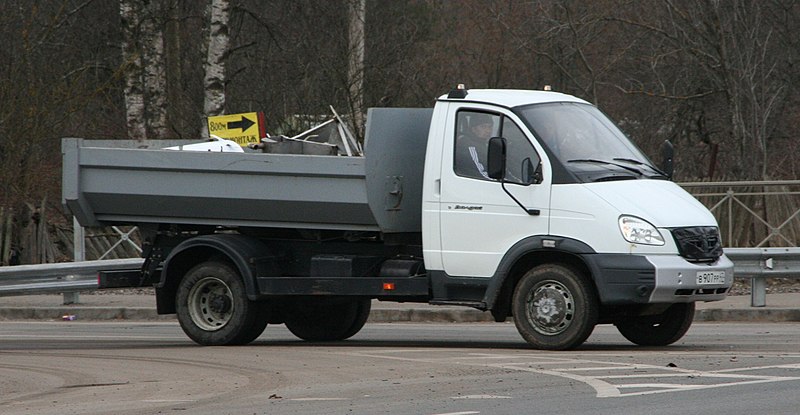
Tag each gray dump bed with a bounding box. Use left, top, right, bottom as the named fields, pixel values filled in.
left=62, top=108, right=433, bottom=233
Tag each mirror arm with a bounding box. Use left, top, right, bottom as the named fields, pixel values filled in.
left=500, top=180, right=540, bottom=216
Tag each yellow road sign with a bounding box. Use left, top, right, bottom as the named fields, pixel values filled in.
left=207, top=112, right=264, bottom=146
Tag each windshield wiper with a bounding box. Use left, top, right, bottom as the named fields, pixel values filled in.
left=567, top=158, right=643, bottom=175
left=612, top=158, right=668, bottom=178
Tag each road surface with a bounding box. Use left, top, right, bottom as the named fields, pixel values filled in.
left=1, top=321, right=799, bottom=414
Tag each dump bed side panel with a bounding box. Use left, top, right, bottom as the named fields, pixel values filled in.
left=62, top=138, right=378, bottom=230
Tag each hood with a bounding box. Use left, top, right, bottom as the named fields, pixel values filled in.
left=584, top=180, right=717, bottom=228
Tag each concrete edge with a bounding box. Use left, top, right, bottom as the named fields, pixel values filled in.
left=1, top=307, right=799, bottom=323
left=0, top=307, right=172, bottom=321
left=694, top=308, right=800, bottom=322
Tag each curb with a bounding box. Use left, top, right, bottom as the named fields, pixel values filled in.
left=1, top=307, right=799, bottom=323
left=0, top=307, right=172, bottom=321
left=694, top=308, right=800, bottom=322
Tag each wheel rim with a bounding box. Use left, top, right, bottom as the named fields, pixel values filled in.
left=525, top=279, right=575, bottom=336
left=187, top=276, right=234, bottom=332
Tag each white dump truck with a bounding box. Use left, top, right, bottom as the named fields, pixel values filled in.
left=62, top=86, right=733, bottom=350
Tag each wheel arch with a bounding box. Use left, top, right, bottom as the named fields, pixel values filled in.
left=484, top=236, right=596, bottom=322
left=156, top=234, right=269, bottom=314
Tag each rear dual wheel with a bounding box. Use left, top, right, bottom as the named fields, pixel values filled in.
left=176, top=261, right=269, bottom=346
left=284, top=299, right=371, bottom=342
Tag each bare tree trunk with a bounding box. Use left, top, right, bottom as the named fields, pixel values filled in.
left=166, top=0, right=183, bottom=138
left=348, top=0, right=366, bottom=140
left=120, top=0, right=146, bottom=142
left=142, top=2, right=169, bottom=139
left=202, top=0, right=230, bottom=137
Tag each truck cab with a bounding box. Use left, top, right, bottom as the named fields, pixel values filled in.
left=422, top=88, right=732, bottom=348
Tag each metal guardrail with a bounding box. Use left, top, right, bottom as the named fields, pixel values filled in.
left=0, top=258, right=144, bottom=299
left=725, top=247, right=800, bottom=307
left=0, top=249, right=794, bottom=308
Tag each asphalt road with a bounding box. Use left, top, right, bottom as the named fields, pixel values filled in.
left=1, top=322, right=800, bottom=415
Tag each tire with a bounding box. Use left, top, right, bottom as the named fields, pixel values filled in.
left=512, top=264, right=598, bottom=350
left=285, top=298, right=371, bottom=342
left=176, top=261, right=268, bottom=346
left=615, top=302, right=695, bottom=346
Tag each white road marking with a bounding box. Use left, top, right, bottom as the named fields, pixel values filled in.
left=344, top=350, right=800, bottom=398
left=289, top=398, right=348, bottom=401
left=431, top=412, right=480, bottom=415
left=142, top=399, right=196, bottom=403
left=451, top=394, right=512, bottom=399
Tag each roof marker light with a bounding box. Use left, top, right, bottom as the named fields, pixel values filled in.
left=448, top=84, right=469, bottom=99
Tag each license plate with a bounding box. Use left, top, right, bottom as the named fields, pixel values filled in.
left=696, top=271, right=726, bottom=285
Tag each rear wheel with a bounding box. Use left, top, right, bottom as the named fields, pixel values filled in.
left=615, top=303, right=695, bottom=346
left=512, top=264, right=598, bottom=350
left=285, top=298, right=371, bottom=341
left=176, top=261, right=268, bottom=346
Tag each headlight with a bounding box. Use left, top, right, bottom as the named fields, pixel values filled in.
left=618, top=216, right=665, bottom=246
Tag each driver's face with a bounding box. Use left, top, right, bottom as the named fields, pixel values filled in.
left=472, top=122, right=493, bottom=139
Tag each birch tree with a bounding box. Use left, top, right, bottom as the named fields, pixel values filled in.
left=119, top=0, right=169, bottom=141
left=119, top=0, right=146, bottom=141
left=202, top=0, right=230, bottom=136
left=348, top=0, right=366, bottom=139
left=142, top=1, right=169, bottom=139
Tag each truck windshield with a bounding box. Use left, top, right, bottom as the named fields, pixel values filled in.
left=517, top=102, right=666, bottom=181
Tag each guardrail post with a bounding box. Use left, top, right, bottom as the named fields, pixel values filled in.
left=751, top=277, right=767, bottom=307
left=64, top=217, right=85, bottom=305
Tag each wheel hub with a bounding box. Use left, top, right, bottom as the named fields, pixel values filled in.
left=527, top=281, right=574, bottom=335
left=534, top=295, right=561, bottom=323
left=208, top=293, right=232, bottom=314
left=187, top=277, right=234, bottom=332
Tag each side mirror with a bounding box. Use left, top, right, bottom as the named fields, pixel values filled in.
left=487, top=137, right=506, bottom=181
left=521, top=158, right=534, bottom=184
left=533, top=161, right=543, bottom=184
left=520, top=158, right=543, bottom=185
left=661, top=140, right=674, bottom=180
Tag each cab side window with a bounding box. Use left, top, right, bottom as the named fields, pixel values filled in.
left=454, top=111, right=500, bottom=180
left=502, top=118, right=541, bottom=185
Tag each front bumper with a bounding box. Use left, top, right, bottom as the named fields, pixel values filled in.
left=646, top=254, right=733, bottom=303
left=583, top=253, right=734, bottom=305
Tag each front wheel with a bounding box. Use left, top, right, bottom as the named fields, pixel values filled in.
left=615, top=303, right=695, bottom=346
left=176, top=261, right=268, bottom=346
left=512, top=264, right=598, bottom=350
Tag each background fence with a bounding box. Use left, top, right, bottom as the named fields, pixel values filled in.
left=0, top=203, right=142, bottom=266
left=682, top=180, right=800, bottom=248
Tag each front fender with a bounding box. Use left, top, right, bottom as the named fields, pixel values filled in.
left=483, top=235, right=596, bottom=314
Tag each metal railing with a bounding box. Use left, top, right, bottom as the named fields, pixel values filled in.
left=683, top=181, right=800, bottom=308
left=724, top=247, right=800, bottom=307
left=682, top=180, right=800, bottom=247
left=0, top=248, right=794, bottom=308
left=0, top=258, right=144, bottom=297
left=67, top=219, right=142, bottom=304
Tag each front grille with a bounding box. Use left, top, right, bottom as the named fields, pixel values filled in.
left=670, top=226, right=723, bottom=262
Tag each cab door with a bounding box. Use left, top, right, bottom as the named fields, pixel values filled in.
left=439, top=105, right=551, bottom=278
